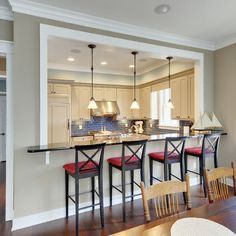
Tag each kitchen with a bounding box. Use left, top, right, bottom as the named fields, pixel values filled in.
left=47, top=37, right=195, bottom=146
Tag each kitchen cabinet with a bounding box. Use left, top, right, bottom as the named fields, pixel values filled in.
left=139, top=86, right=151, bottom=119
left=48, top=97, right=70, bottom=144
left=72, top=86, right=91, bottom=120
left=93, top=87, right=104, bottom=101
left=171, top=74, right=194, bottom=119
left=117, top=88, right=133, bottom=119
left=48, top=83, right=71, bottom=96
left=104, top=88, right=117, bottom=101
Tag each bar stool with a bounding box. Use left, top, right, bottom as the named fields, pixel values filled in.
left=184, top=133, right=221, bottom=197
left=107, top=139, right=147, bottom=222
left=148, top=137, right=186, bottom=185
left=63, top=143, right=105, bottom=236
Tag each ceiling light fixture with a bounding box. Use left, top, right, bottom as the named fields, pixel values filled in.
left=88, top=44, right=98, bottom=109
left=67, top=57, right=75, bottom=62
left=129, top=64, right=134, bottom=68
left=154, top=4, right=171, bottom=15
left=130, top=51, right=140, bottom=110
left=166, top=56, right=174, bottom=109
left=101, top=61, right=107, bottom=65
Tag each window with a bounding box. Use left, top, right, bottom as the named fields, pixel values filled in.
left=151, top=89, right=179, bottom=128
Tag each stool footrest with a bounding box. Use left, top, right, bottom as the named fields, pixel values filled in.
left=152, top=176, right=163, bottom=182
left=170, top=173, right=181, bottom=181
left=187, top=169, right=200, bottom=175
left=79, top=203, right=100, bottom=211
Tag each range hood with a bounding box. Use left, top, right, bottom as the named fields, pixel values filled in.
left=91, top=101, right=120, bottom=116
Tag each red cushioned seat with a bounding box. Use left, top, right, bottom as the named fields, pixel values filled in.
left=107, top=155, right=139, bottom=167
left=148, top=151, right=180, bottom=161
left=63, top=161, right=98, bottom=175
left=185, top=147, right=202, bottom=156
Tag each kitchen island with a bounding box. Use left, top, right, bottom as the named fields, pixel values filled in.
left=26, top=132, right=226, bottom=220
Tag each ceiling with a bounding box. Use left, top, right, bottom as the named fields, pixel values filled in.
left=48, top=37, right=168, bottom=75
left=25, top=0, right=236, bottom=46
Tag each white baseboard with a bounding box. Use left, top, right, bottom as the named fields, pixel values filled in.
left=12, top=177, right=200, bottom=231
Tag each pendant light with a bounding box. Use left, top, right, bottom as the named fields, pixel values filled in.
left=166, top=56, right=174, bottom=109
left=88, top=44, right=98, bottom=109
left=130, top=51, right=140, bottom=109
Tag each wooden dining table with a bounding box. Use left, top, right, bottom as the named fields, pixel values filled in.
left=111, top=197, right=236, bottom=236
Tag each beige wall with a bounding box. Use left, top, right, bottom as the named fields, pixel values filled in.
left=13, top=12, right=215, bottom=218
left=0, top=19, right=13, bottom=41
left=214, top=43, right=236, bottom=166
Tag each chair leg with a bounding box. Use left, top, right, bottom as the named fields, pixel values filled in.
left=214, top=154, right=218, bottom=168
left=131, top=170, right=134, bottom=202
left=168, top=164, right=172, bottom=180
left=199, top=157, right=203, bottom=185
left=150, top=158, right=153, bottom=186
left=98, top=174, right=104, bottom=227
left=109, top=164, right=113, bottom=207
left=65, top=172, right=69, bottom=219
left=75, top=177, right=79, bottom=236
left=91, top=177, right=95, bottom=211
left=121, top=169, right=126, bottom=222
left=164, top=163, right=168, bottom=181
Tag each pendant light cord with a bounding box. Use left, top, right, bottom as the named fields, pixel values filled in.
left=168, top=57, right=170, bottom=89
left=134, top=52, right=136, bottom=100
left=91, top=46, right=94, bottom=98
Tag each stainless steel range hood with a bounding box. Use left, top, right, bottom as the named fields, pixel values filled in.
left=91, top=101, right=120, bottom=116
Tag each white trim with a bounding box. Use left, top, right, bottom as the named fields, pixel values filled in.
left=0, top=6, right=13, bottom=21
left=40, top=23, right=204, bottom=153
left=215, top=35, right=236, bottom=50
left=0, top=40, right=14, bottom=221
left=8, top=0, right=216, bottom=51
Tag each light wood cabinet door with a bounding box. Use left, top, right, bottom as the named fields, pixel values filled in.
left=48, top=102, right=70, bottom=144
left=180, top=77, right=188, bottom=119
left=53, top=84, right=71, bottom=95
left=140, top=86, right=151, bottom=119
left=48, top=83, right=54, bottom=94
left=78, top=87, right=91, bottom=120
left=93, top=87, right=104, bottom=101
left=117, top=88, right=133, bottom=119
left=171, top=79, right=181, bottom=119
left=104, top=88, right=117, bottom=101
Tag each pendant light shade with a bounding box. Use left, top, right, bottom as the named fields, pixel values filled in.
left=166, top=56, right=174, bottom=109
left=130, top=51, right=140, bottom=109
left=88, top=44, right=97, bottom=109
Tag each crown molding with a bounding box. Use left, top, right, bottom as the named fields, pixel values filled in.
left=9, top=0, right=216, bottom=51
left=215, top=34, right=236, bottom=50
left=0, top=6, right=13, bottom=21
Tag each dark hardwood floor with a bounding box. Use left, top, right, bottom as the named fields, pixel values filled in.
left=0, top=162, right=209, bottom=236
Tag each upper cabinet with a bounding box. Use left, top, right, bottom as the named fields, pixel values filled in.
left=117, top=88, right=133, bottom=119
left=94, top=87, right=117, bottom=101
left=171, top=73, right=194, bottom=120
left=139, top=86, right=151, bottom=119
left=48, top=83, right=71, bottom=96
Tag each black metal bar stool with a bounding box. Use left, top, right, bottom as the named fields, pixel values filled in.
left=148, top=137, right=186, bottom=184
left=184, top=133, right=221, bottom=197
left=63, top=142, right=105, bottom=236
left=107, top=139, right=147, bottom=222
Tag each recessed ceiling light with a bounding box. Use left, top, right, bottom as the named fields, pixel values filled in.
left=101, top=61, right=107, bottom=65
left=154, top=4, right=171, bottom=15
left=67, top=57, right=75, bottom=62
left=129, top=65, right=134, bottom=68
left=70, top=49, right=80, bottom=54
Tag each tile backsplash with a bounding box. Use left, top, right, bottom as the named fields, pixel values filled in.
left=71, top=117, right=161, bottom=136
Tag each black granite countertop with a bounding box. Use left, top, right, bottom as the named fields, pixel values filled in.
left=27, top=132, right=227, bottom=153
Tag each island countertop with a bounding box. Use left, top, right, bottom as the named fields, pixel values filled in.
left=27, top=132, right=227, bottom=153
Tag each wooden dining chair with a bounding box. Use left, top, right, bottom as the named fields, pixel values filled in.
left=204, top=162, right=236, bottom=203
left=140, top=175, right=192, bottom=221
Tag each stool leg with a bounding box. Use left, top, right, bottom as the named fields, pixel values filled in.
left=65, top=171, right=69, bottom=219
left=200, top=157, right=207, bottom=197
left=109, top=164, right=113, bottom=207
left=150, top=158, right=153, bottom=186
left=91, top=177, right=95, bottom=211
left=98, top=174, right=104, bottom=227
left=164, top=162, right=168, bottom=181
left=121, top=169, right=126, bottom=222
left=199, top=157, right=203, bottom=185
left=75, top=177, right=79, bottom=236
left=168, top=164, right=172, bottom=180
left=214, top=154, right=218, bottom=168
left=131, top=170, right=134, bottom=202
left=184, top=153, right=188, bottom=174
